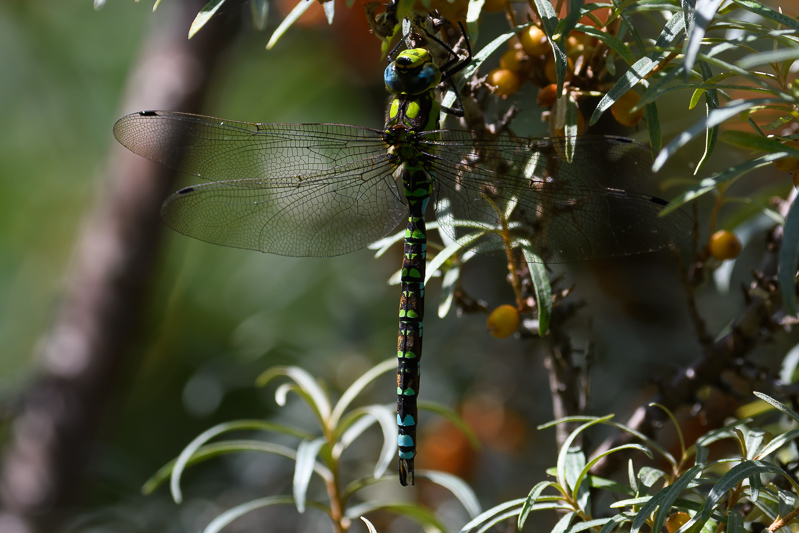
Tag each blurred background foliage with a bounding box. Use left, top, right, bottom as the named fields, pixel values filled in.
left=1, top=0, right=798, bottom=532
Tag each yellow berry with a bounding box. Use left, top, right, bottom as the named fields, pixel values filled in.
left=520, top=26, right=548, bottom=57
left=773, top=140, right=799, bottom=173
left=611, top=90, right=644, bottom=127
left=487, top=305, right=520, bottom=338
left=499, top=47, right=525, bottom=73
left=487, top=68, right=521, bottom=98
left=666, top=512, right=690, bottom=533
left=537, top=83, right=558, bottom=108
left=709, top=230, right=742, bottom=260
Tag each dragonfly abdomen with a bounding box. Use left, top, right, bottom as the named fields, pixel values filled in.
left=396, top=164, right=432, bottom=486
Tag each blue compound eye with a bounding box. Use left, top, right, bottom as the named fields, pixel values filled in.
left=403, top=62, right=441, bottom=95
left=384, top=64, right=405, bottom=93
left=384, top=49, right=442, bottom=95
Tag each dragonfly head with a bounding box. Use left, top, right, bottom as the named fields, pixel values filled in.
left=384, top=48, right=442, bottom=96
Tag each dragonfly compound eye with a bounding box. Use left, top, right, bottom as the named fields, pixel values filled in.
left=384, top=49, right=442, bottom=96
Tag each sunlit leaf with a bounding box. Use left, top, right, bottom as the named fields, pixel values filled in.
left=294, top=438, right=325, bottom=513
left=266, top=0, right=314, bottom=49
left=330, top=358, right=395, bottom=425
left=189, top=0, right=226, bottom=39
left=169, top=420, right=311, bottom=503
left=202, top=496, right=296, bottom=533
left=250, top=0, right=269, bottom=30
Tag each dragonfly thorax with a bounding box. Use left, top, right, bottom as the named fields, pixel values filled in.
left=386, top=91, right=440, bottom=131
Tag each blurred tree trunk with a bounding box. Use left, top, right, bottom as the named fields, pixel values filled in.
left=0, top=2, right=236, bottom=530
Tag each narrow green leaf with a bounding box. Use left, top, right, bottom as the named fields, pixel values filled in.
left=628, top=459, right=638, bottom=494
left=552, top=511, right=575, bottom=533
left=169, top=420, right=311, bottom=503
left=330, top=358, right=395, bottom=425
left=738, top=48, right=799, bottom=70
left=682, top=461, right=793, bottom=532
left=631, top=464, right=704, bottom=533
left=721, top=131, right=799, bottom=156
left=338, top=405, right=395, bottom=478
left=662, top=153, right=787, bottom=214
left=645, top=102, right=662, bottom=156
left=266, top=0, right=314, bottom=49
left=556, top=416, right=614, bottom=491
left=189, top=0, right=227, bottom=39
left=475, top=509, right=525, bottom=533
left=438, top=265, right=460, bottom=318
left=518, top=482, right=559, bottom=530
left=573, top=444, right=652, bottom=501
left=523, top=250, right=551, bottom=335
left=145, top=440, right=302, bottom=495
left=638, top=466, right=666, bottom=489
left=754, top=392, right=799, bottom=423
left=419, top=470, right=481, bottom=518
left=569, top=518, right=617, bottom=533
left=346, top=502, right=446, bottom=531
left=257, top=366, right=332, bottom=421
left=731, top=0, right=799, bottom=31
left=574, top=23, right=635, bottom=64
left=654, top=98, right=786, bottom=172
left=294, top=438, right=325, bottom=513
left=780, top=342, right=799, bottom=384
left=322, top=0, right=334, bottom=23
left=202, top=496, right=296, bottom=533
left=361, top=516, right=378, bottom=533
left=250, top=0, right=269, bottom=31
left=462, top=499, right=526, bottom=533
left=599, top=513, right=631, bottom=533
left=780, top=198, right=799, bottom=316
left=745, top=429, right=766, bottom=460
left=727, top=509, right=743, bottom=533
left=683, top=0, right=723, bottom=72
left=426, top=231, right=484, bottom=284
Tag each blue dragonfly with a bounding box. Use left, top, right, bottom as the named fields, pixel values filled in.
left=113, top=27, right=691, bottom=486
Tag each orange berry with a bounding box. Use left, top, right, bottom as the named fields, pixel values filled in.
left=500, top=47, right=525, bottom=73
left=773, top=140, right=799, bottom=173
left=487, top=305, right=520, bottom=338
left=487, top=68, right=521, bottom=98
left=611, top=90, right=644, bottom=127
left=520, top=26, right=548, bottom=57
left=709, top=230, right=742, bottom=260
left=666, top=512, right=690, bottom=533
left=544, top=55, right=573, bottom=84
left=537, top=83, right=558, bottom=108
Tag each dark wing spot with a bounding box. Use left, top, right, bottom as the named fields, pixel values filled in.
left=140, top=110, right=158, bottom=117
left=177, top=187, right=195, bottom=195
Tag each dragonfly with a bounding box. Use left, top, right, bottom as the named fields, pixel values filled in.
left=113, top=27, right=692, bottom=486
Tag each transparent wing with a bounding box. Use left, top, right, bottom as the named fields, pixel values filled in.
left=162, top=158, right=405, bottom=256
left=421, top=132, right=693, bottom=263
left=114, top=111, right=407, bottom=256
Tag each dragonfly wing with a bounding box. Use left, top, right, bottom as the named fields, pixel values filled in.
left=113, top=111, right=390, bottom=180
left=424, top=132, right=692, bottom=263
left=161, top=157, right=407, bottom=256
